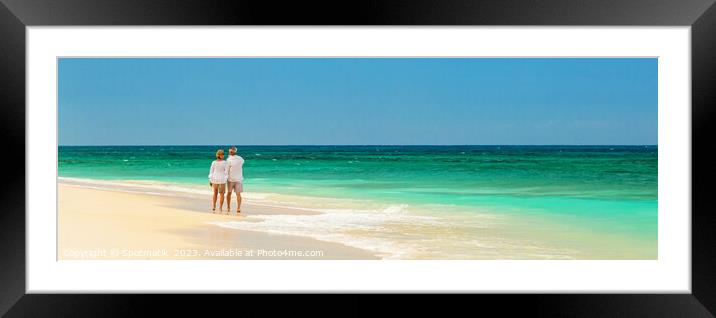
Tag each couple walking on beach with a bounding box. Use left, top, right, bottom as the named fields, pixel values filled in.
left=208, top=146, right=244, bottom=214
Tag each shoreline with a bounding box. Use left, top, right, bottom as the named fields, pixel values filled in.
left=58, top=177, right=658, bottom=260
left=58, top=182, right=380, bottom=260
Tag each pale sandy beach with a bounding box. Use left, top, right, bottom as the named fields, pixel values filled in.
left=58, top=183, right=379, bottom=260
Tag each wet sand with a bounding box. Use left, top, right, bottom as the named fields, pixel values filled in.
left=58, top=183, right=379, bottom=260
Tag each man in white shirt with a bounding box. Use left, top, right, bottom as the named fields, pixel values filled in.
left=226, top=146, right=245, bottom=214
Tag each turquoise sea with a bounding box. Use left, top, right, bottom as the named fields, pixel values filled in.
left=58, top=145, right=658, bottom=259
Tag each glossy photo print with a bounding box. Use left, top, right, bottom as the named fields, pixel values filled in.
left=57, top=58, right=657, bottom=260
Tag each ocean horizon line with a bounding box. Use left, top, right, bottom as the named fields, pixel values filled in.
left=58, top=144, right=658, bottom=147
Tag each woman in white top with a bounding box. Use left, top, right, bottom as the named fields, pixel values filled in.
left=208, top=149, right=229, bottom=212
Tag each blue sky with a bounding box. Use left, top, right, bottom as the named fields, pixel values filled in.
left=58, top=58, right=657, bottom=145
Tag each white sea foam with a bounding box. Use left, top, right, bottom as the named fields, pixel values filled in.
left=60, top=177, right=208, bottom=196
left=58, top=177, right=270, bottom=201
left=210, top=203, right=443, bottom=259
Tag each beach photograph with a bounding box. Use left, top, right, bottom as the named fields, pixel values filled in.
left=58, top=58, right=657, bottom=260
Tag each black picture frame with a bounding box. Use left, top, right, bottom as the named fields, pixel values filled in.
left=1, top=0, right=714, bottom=315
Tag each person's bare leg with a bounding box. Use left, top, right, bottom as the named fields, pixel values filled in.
left=226, top=189, right=232, bottom=212
left=236, top=193, right=242, bottom=214
left=219, top=191, right=225, bottom=212
left=211, top=187, right=218, bottom=212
